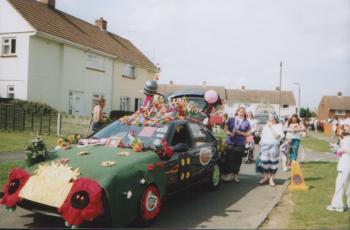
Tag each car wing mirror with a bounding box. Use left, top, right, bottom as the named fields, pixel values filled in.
left=173, top=143, right=189, bottom=152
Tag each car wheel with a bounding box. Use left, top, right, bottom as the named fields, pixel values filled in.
left=207, top=163, right=221, bottom=190
left=139, top=184, right=161, bottom=225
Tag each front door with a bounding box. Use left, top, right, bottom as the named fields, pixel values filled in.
left=69, top=91, right=84, bottom=116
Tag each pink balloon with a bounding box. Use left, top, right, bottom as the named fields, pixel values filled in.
left=205, top=90, right=218, bottom=104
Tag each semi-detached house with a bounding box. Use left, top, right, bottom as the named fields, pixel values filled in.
left=0, top=0, right=158, bottom=116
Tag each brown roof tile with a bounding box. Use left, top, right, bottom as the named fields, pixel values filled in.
left=226, top=89, right=296, bottom=105
left=323, top=96, right=350, bottom=110
left=8, top=0, right=157, bottom=71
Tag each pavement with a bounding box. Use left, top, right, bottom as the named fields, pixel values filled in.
left=0, top=132, right=338, bottom=229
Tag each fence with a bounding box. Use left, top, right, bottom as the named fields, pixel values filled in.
left=0, top=104, right=58, bottom=135
left=0, top=104, right=93, bottom=137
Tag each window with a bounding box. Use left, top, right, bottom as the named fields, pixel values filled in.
left=335, top=110, right=345, bottom=116
left=86, top=53, right=105, bottom=71
left=123, top=64, right=135, bottom=78
left=7, top=85, right=15, bottom=98
left=171, top=124, right=193, bottom=148
left=282, top=104, right=289, bottom=108
left=189, top=123, right=209, bottom=146
left=120, top=96, right=130, bottom=111
left=2, top=38, right=16, bottom=56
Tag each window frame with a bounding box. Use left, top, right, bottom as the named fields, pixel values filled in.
left=2, top=37, right=17, bottom=56
left=7, top=85, right=15, bottom=98
left=123, top=64, right=136, bottom=78
left=86, top=52, right=105, bottom=72
left=120, top=96, right=131, bottom=111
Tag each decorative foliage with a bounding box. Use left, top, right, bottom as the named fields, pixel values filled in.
left=58, top=178, right=103, bottom=226
left=0, top=168, right=30, bottom=209
left=119, top=96, right=207, bottom=128
left=25, top=137, right=50, bottom=166
left=57, top=134, right=81, bottom=149
left=155, top=139, right=173, bottom=159
left=132, top=138, right=144, bottom=152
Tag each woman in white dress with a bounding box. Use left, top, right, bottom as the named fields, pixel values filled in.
left=258, top=114, right=284, bottom=186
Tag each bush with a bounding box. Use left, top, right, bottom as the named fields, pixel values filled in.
left=109, top=110, right=134, bottom=120
left=0, top=98, right=57, bottom=114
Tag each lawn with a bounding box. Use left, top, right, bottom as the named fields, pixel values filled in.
left=0, top=131, right=59, bottom=152
left=301, top=136, right=331, bottom=153
left=0, top=161, right=24, bottom=187
left=288, top=162, right=350, bottom=229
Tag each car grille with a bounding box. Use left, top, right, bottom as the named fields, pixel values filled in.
left=18, top=199, right=61, bottom=218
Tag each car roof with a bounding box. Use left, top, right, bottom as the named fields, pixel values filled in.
left=165, top=89, right=205, bottom=100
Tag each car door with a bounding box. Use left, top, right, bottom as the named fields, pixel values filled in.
left=163, top=122, right=194, bottom=193
left=188, top=122, right=216, bottom=181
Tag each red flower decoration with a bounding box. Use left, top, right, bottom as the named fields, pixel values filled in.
left=155, top=162, right=164, bottom=169
left=58, top=178, right=103, bottom=226
left=162, top=140, right=173, bottom=158
left=147, top=164, right=155, bottom=171
left=1, top=168, right=30, bottom=208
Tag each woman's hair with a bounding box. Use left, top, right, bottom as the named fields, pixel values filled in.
left=247, top=111, right=254, bottom=119
left=287, top=114, right=300, bottom=126
left=269, top=113, right=279, bottom=124
left=235, top=107, right=247, bottom=119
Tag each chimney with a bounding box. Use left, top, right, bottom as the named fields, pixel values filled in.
left=203, top=81, right=207, bottom=86
left=95, top=17, right=107, bottom=31
left=169, top=80, right=173, bottom=85
left=241, top=86, right=246, bottom=90
left=276, top=86, right=280, bottom=91
left=37, top=0, right=56, bottom=9
left=337, top=92, right=342, bottom=96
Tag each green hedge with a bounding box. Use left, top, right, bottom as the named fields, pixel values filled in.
left=0, top=98, right=57, bottom=114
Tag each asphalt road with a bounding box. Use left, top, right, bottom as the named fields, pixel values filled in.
left=0, top=149, right=335, bottom=229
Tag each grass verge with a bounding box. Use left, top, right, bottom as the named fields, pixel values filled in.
left=288, top=162, right=350, bottom=229
left=0, top=161, right=24, bottom=187
left=301, top=136, right=331, bottom=153
left=0, top=131, right=58, bottom=153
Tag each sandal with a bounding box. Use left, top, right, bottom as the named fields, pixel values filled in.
left=259, top=178, right=269, bottom=185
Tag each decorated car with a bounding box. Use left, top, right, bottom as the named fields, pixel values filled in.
left=0, top=84, right=222, bottom=228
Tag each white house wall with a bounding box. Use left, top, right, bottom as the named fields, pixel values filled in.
left=0, top=0, right=35, bottom=99
left=224, top=103, right=296, bottom=118
left=28, top=35, right=113, bottom=116
left=112, top=62, right=155, bottom=111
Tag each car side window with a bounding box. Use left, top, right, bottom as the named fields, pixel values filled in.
left=171, top=124, right=193, bottom=148
left=189, top=123, right=209, bottom=147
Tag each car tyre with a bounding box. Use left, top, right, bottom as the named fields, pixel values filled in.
left=138, top=184, right=161, bottom=226
left=207, top=163, right=221, bottom=190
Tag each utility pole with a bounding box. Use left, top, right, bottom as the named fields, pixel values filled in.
left=279, top=61, right=282, bottom=118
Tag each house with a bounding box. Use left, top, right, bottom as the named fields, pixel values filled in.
left=225, top=86, right=297, bottom=117
left=158, top=82, right=297, bottom=118
left=0, top=0, right=158, bottom=116
left=317, top=92, right=350, bottom=121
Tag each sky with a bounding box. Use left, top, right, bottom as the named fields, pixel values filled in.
left=57, top=0, right=350, bottom=110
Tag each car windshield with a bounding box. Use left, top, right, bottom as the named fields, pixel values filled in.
left=255, top=114, right=269, bottom=124
left=92, top=121, right=169, bottom=148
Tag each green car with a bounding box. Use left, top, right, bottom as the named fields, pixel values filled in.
left=1, top=119, right=221, bottom=228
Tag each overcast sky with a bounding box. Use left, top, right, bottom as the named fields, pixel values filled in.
left=57, top=0, right=350, bottom=110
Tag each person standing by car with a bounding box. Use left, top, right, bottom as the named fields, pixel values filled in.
left=222, top=107, right=251, bottom=183
left=284, top=114, right=305, bottom=161
left=246, top=111, right=257, bottom=163
left=258, top=114, right=284, bottom=186
left=92, top=96, right=106, bottom=132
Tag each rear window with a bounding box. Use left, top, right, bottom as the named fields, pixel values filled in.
left=255, top=114, right=269, bottom=124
